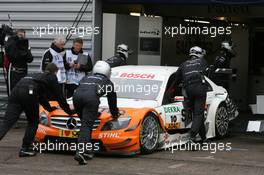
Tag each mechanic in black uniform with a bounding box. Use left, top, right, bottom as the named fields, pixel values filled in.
left=175, top=46, right=208, bottom=145
left=73, top=61, right=120, bottom=165
left=0, top=63, right=74, bottom=157
left=105, top=44, right=131, bottom=68
left=212, top=41, right=236, bottom=91
left=5, top=29, right=33, bottom=95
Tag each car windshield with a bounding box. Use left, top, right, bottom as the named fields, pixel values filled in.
left=110, top=78, right=163, bottom=100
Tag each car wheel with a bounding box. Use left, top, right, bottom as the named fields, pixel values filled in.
left=140, top=113, right=160, bottom=154
left=215, top=104, right=229, bottom=138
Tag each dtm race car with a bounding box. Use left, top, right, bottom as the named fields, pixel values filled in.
left=35, top=65, right=238, bottom=155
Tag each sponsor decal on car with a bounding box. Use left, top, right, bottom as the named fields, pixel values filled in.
left=164, top=106, right=182, bottom=113
left=59, top=130, right=79, bottom=138
left=98, top=132, right=120, bottom=139
left=119, top=73, right=156, bottom=79
left=166, top=115, right=181, bottom=129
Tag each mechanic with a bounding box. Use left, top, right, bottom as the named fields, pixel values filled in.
left=63, top=37, right=93, bottom=98
left=73, top=60, right=120, bottom=165
left=5, top=29, right=33, bottom=95
left=41, top=37, right=66, bottom=94
left=174, top=46, right=208, bottom=146
left=105, top=44, right=131, bottom=68
left=0, top=63, right=74, bottom=157
left=211, top=41, right=236, bottom=91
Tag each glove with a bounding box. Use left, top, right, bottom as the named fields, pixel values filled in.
left=112, top=111, right=121, bottom=120
left=47, top=106, right=57, bottom=112
left=66, top=109, right=76, bottom=116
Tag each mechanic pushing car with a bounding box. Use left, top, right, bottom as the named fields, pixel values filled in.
left=73, top=60, right=120, bottom=165
left=175, top=46, right=208, bottom=146
left=211, top=41, right=236, bottom=91
left=105, top=44, right=132, bottom=68
left=0, top=63, right=74, bottom=157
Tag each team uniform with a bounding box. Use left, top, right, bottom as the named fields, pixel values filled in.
left=0, top=71, right=73, bottom=157
left=175, top=46, right=208, bottom=142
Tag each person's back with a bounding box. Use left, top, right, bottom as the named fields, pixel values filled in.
left=78, top=73, right=112, bottom=97
left=175, top=46, right=208, bottom=144
left=0, top=63, right=73, bottom=158
left=181, top=57, right=207, bottom=86
left=73, top=61, right=119, bottom=165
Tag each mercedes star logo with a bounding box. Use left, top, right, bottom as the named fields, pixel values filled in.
left=66, top=117, right=77, bottom=130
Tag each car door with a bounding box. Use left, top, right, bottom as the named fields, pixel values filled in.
left=156, top=73, right=191, bottom=131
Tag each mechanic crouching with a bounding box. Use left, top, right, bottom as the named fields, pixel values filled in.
left=73, top=61, right=120, bottom=165
left=0, top=63, right=74, bottom=157
left=175, top=46, right=208, bottom=146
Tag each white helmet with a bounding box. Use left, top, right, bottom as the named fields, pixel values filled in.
left=93, top=61, right=111, bottom=78
left=221, top=41, right=233, bottom=51
left=116, top=44, right=129, bottom=59
left=189, top=46, right=205, bottom=58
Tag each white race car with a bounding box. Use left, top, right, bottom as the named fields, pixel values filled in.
left=36, top=65, right=238, bottom=154
left=99, top=65, right=238, bottom=151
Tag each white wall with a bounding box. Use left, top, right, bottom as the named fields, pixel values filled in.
left=102, top=13, right=116, bottom=60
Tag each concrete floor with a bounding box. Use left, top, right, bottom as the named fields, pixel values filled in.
left=0, top=127, right=263, bottom=175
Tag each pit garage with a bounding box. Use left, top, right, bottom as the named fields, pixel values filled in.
left=101, top=0, right=264, bottom=114
left=0, top=1, right=264, bottom=175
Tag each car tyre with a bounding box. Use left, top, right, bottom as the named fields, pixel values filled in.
left=215, top=103, right=229, bottom=138
left=140, top=113, right=160, bottom=154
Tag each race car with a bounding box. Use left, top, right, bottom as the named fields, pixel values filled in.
left=35, top=65, right=238, bottom=155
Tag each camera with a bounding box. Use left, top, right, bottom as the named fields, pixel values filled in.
left=0, top=24, right=14, bottom=46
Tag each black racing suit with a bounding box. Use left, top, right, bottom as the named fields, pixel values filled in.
left=105, top=53, right=126, bottom=68
left=73, top=73, right=119, bottom=153
left=0, top=73, right=73, bottom=149
left=175, top=56, right=208, bottom=141
left=212, top=49, right=235, bottom=91
left=5, top=35, right=33, bottom=94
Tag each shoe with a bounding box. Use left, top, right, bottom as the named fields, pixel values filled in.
left=83, top=152, right=94, bottom=160
left=74, top=152, right=88, bottom=165
left=19, top=147, right=37, bottom=157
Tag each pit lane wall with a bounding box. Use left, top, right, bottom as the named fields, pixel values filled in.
left=0, top=0, right=98, bottom=118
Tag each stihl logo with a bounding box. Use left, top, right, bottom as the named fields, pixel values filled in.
left=98, top=132, right=120, bottom=139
